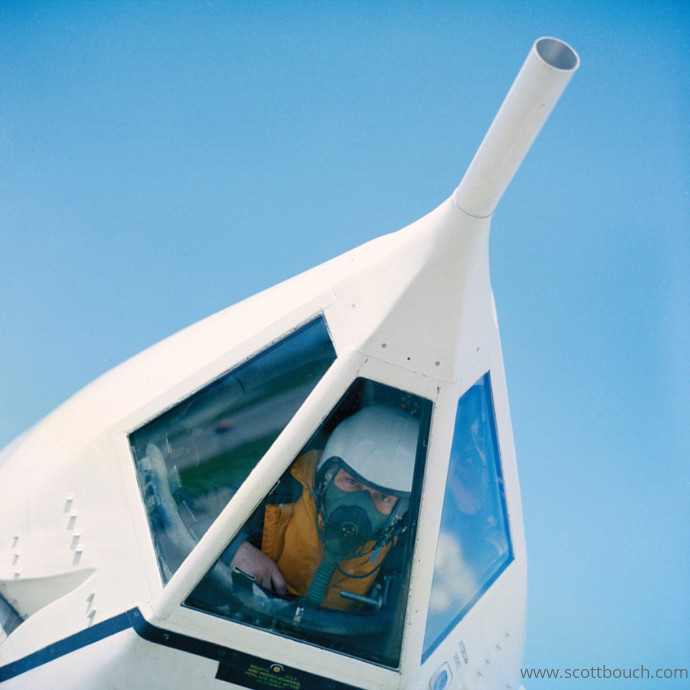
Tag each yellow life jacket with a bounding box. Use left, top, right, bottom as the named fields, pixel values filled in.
left=260, top=451, right=393, bottom=611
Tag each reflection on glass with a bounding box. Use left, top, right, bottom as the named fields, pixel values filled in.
left=423, top=373, right=512, bottom=659
left=186, top=378, right=432, bottom=669
left=130, top=317, right=336, bottom=583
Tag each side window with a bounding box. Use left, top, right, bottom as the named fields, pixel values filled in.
left=186, top=378, right=432, bottom=669
left=130, top=317, right=336, bottom=583
left=422, top=374, right=513, bottom=659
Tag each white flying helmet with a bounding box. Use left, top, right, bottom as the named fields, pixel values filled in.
left=317, top=405, right=420, bottom=495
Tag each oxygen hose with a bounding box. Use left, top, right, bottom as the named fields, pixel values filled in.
left=305, top=552, right=339, bottom=605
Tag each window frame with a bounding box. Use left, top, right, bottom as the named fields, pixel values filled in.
left=183, top=376, right=434, bottom=670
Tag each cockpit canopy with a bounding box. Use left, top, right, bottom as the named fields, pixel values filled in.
left=130, top=316, right=512, bottom=670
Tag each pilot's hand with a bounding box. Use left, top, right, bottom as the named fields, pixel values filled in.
left=230, top=541, right=287, bottom=595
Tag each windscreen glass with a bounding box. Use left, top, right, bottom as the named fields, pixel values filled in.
left=130, top=317, right=336, bottom=583
left=423, top=373, right=513, bottom=659
left=185, top=378, right=432, bottom=669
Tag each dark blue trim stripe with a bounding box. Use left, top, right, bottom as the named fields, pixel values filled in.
left=0, top=609, right=135, bottom=682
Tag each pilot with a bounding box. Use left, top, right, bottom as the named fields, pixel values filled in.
left=227, top=405, right=419, bottom=611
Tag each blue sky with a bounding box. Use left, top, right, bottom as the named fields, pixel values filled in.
left=1, top=2, right=688, bottom=687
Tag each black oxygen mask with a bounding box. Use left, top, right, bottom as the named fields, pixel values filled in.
left=321, top=482, right=389, bottom=558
